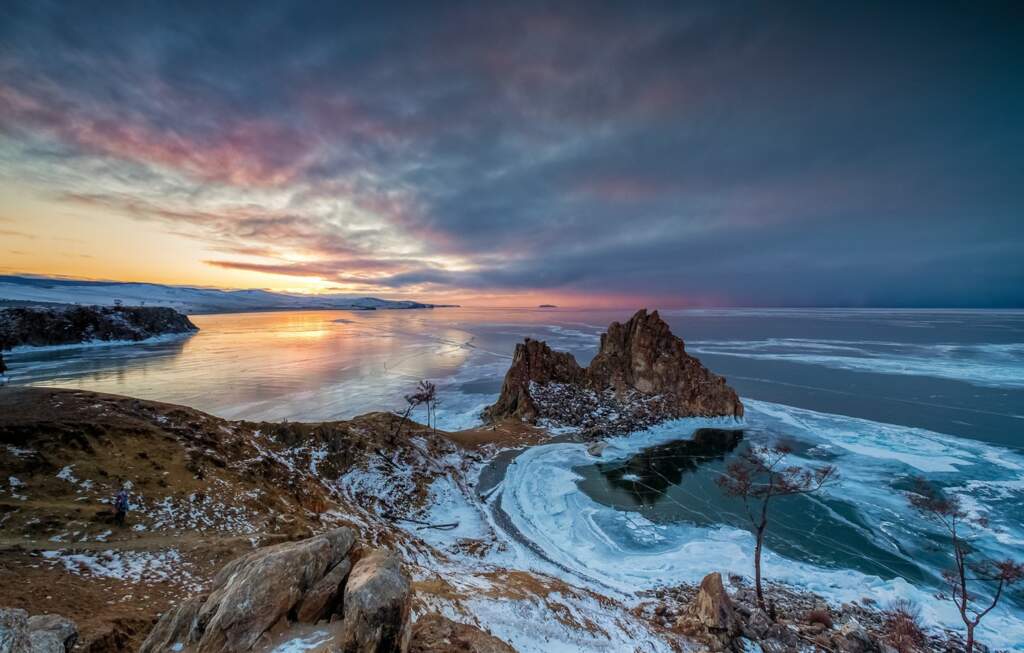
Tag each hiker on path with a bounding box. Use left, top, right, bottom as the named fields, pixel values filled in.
left=114, top=486, right=130, bottom=527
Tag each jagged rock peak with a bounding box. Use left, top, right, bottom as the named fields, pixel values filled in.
left=485, top=309, right=743, bottom=427
left=588, top=309, right=743, bottom=419
left=482, top=338, right=584, bottom=422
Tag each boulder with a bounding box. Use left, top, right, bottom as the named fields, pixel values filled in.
left=832, top=618, right=876, bottom=653
left=586, top=441, right=608, bottom=457
left=0, top=609, right=30, bottom=653
left=688, top=573, right=739, bottom=635
left=483, top=339, right=585, bottom=422
left=676, top=573, right=742, bottom=652
left=141, top=527, right=356, bottom=653
left=295, top=558, right=352, bottom=624
left=0, top=610, right=78, bottom=653
left=743, top=608, right=772, bottom=640
left=485, top=310, right=742, bottom=426
left=338, top=549, right=412, bottom=653
left=410, top=614, right=516, bottom=653
left=26, top=616, right=77, bottom=653
left=140, top=597, right=205, bottom=653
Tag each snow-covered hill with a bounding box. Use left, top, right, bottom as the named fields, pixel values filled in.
left=0, top=275, right=446, bottom=314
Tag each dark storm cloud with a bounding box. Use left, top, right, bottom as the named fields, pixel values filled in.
left=1, top=1, right=1022, bottom=305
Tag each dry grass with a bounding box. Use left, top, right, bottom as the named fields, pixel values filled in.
left=805, top=607, right=833, bottom=629
left=882, top=599, right=926, bottom=653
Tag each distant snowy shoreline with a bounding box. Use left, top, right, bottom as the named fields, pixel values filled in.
left=0, top=274, right=455, bottom=314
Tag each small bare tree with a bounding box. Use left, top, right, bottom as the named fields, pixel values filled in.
left=906, top=479, right=1024, bottom=653
left=392, top=380, right=437, bottom=439
left=716, top=444, right=836, bottom=609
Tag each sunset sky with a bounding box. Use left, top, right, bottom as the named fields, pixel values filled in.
left=1, top=2, right=1021, bottom=307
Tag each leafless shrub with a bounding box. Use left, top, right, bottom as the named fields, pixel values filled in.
left=882, top=599, right=926, bottom=653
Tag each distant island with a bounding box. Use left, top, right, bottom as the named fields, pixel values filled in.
left=538, top=304, right=558, bottom=308
left=0, top=275, right=456, bottom=314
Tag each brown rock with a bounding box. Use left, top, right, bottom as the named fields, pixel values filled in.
left=409, top=614, right=516, bottom=653
left=483, top=339, right=585, bottom=422
left=687, top=572, right=739, bottom=635
left=338, top=549, right=412, bottom=653
left=295, top=558, right=352, bottom=624
left=139, top=596, right=205, bottom=653
left=141, top=527, right=356, bottom=653
left=485, top=310, right=742, bottom=424
left=587, top=310, right=743, bottom=418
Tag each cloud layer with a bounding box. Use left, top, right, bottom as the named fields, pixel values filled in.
left=2, top=1, right=1022, bottom=305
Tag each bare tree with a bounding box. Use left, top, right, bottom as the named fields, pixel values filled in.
left=392, top=380, right=437, bottom=439
left=716, top=444, right=836, bottom=609
left=906, top=479, right=1024, bottom=653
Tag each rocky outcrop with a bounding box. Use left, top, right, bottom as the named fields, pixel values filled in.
left=409, top=614, right=516, bottom=653
left=0, top=609, right=78, bottom=653
left=678, top=573, right=740, bottom=650
left=482, top=339, right=584, bottom=422
left=485, top=309, right=742, bottom=431
left=587, top=310, right=743, bottom=419
left=337, top=550, right=412, bottom=652
left=0, top=305, right=198, bottom=351
left=141, top=527, right=416, bottom=653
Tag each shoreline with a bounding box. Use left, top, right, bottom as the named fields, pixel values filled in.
left=4, top=330, right=196, bottom=355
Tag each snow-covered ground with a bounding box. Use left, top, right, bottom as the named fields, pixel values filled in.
left=497, top=403, right=1024, bottom=651
left=0, top=274, right=438, bottom=313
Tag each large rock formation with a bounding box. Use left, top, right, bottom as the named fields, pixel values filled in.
left=482, top=339, right=585, bottom=422
left=587, top=309, right=743, bottom=419
left=0, top=305, right=198, bottom=351
left=485, top=309, right=742, bottom=432
left=140, top=528, right=413, bottom=653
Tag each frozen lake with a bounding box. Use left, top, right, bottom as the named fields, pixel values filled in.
left=6, top=307, right=1024, bottom=647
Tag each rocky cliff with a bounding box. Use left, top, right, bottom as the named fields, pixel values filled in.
left=485, top=309, right=742, bottom=432
left=482, top=338, right=585, bottom=422
left=587, top=309, right=743, bottom=418
left=0, top=305, right=198, bottom=350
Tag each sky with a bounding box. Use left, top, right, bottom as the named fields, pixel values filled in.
left=1, top=2, right=1022, bottom=308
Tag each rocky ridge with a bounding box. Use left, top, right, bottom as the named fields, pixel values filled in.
left=484, top=309, right=742, bottom=435
left=0, top=305, right=198, bottom=351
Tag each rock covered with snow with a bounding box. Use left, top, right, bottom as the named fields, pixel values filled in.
left=0, top=609, right=78, bottom=653
left=485, top=309, right=742, bottom=431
